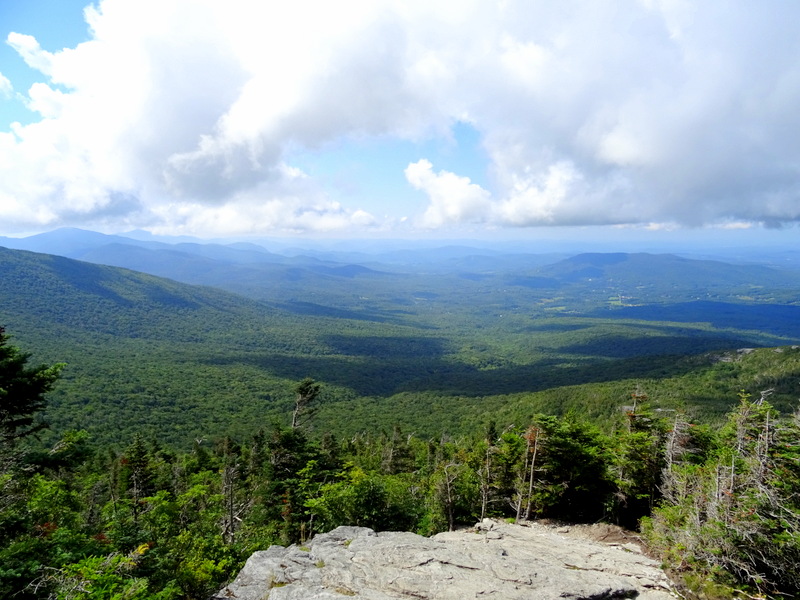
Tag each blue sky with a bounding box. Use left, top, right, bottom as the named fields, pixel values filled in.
left=287, top=121, right=490, bottom=221
left=1, top=0, right=799, bottom=246
left=0, top=0, right=91, bottom=126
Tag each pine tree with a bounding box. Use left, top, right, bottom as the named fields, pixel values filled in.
left=291, top=378, right=321, bottom=430
left=0, top=327, right=64, bottom=444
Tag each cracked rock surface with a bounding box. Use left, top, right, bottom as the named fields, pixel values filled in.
left=211, top=519, right=675, bottom=600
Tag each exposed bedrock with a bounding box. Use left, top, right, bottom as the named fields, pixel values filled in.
left=212, top=519, right=676, bottom=600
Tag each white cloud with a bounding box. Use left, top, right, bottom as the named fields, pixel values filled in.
left=405, top=159, right=491, bottom=228
left=6, top=33, right=55, bottom=75
left=1, top=0, right=800, bottom=236
left=25, top=83, right=68, bottom=118
left=494, top=161, right=583, bottom=226
left=149, top=195, right=376, bottom=237
left=0, top=72, right=12, bottom=98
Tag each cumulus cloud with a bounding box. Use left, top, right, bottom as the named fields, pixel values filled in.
left=6, top=33, right=55, bottom=75
left=402, top=1, right=800, bottom=230
left=0, top=72, right=12, bottom=98
left=405, top=159, right=491, bottom=228
left=494, top=161, right=585, bottom=226
left=1, top=0, right=800, bottom=235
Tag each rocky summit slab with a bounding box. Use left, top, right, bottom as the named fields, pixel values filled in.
left=212, top=519, right=676, bottom=600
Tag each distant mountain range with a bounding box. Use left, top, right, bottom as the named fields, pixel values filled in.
left=2, top=229, right=799, bottom=447
left=521, top=251, right=800, bottom=302
left=3, top=228, right=799, bottom=309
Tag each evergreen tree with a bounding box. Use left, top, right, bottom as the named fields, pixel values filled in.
left=291, top=378, right=321, bottom=430
left=609, top=393, right=669, bottom=528
left=0, top=327, right=64, bottom=443
left=644, top=391, right=800, bottom=597
left=0, top=328, right=67, bottom=599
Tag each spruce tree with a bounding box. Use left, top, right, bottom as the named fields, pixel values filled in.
left=0, top=327, right=64, bottom=444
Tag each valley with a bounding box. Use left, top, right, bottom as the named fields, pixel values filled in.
left=2, top=229, right=800, bottom=599
left=1, top=229, right=799, bottom=448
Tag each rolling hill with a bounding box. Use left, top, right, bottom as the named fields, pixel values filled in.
left=2, top=235, right=800, bottom=448
left=4, top=229, right=800, bottom=311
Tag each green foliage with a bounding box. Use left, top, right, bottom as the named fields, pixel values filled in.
left=292, top=378, right=322, bottom=430
left=47, top=551, right=180, bottom=600
left=644, top=392, right=800, bottom=598
left=521, top=416, right=613, bottom=522
left=607, top=394, right=670, bottom=527
left=1, top=239, right=800, bottom=599
left=3, top=246, right=799, bottom=449
left=306, top=468, right=422, bottom=533
left=0, top=326, right=64, bottom=443
left=426, top=448, right=479, bottom=532
left=0, top=374, right=797, bottom=599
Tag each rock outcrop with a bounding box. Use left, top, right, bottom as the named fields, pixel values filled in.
left=212, top=519, right=675, bottom=600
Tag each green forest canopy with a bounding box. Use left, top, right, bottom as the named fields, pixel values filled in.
left=0, top=328, right=798, bottom=599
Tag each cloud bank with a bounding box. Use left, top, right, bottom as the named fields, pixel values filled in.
left=2, top=0, right=800, bottom=236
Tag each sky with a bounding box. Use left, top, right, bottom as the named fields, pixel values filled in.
left=1, top=0, right=799, bottom=244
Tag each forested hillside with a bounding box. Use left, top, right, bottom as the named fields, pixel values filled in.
left=2, top=244, right=799, bottom=447
left=6, top=228, right=800, bottom=312
left=0, top=328, right=797, bottom=599
left=2, top=235, right=800, bottom=598
left=2, top=242, right=800, bottom=447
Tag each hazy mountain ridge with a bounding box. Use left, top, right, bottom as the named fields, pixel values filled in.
left=3, top=228, right=799, bottom=310
left=0, top=245, right=473, bottom=445
left=0, top=246, right=277, bottom=337
left=2, top=232, right=799, bottom=447
left=532, top=251, right=800, bottom=298
left=0, top=229, right=400, bottom=304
